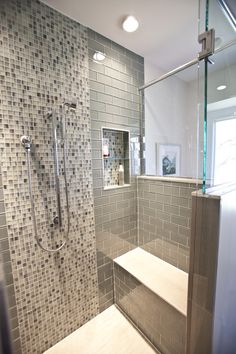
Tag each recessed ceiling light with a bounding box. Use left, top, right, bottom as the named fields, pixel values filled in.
left=122, top=15, right=139, bottom=33
left=217, top=85, right=227, bottom=91
left=93, top=51, right=106, bottom=62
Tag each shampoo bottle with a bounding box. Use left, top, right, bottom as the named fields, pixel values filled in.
left=118, top=164, right=124, bottom=186
left=103, top=138, right=109, bottom=157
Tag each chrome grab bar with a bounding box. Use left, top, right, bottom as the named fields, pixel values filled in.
left=21, top=106, right=70, bottom=253
left=52, top=112, right=62, bottom=228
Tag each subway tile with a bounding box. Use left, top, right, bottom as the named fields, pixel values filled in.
left=138, top=179, right=191, bottom=272
left=180, top=206, right=192, bottom=218
left=89, top=23, right=143, bottom=309
left=163, top=204, right=180, bottom=216
left=163, top=221, right=179, bottom=234
left=156, top=194, right=171, bottom=205
left=89, top=70, right=97, bottom=80
left=179, top=187, right=192, bottom=198
left=171, top=196, right=189, bottom=208
left=149, top=200, right=164, bottom=211
left=143, top=207, right=156, bottom=218
left=90, top=80, right=105, bottom=93
left=0, top=214, right=7, bottom=226
left=0, top=226, right=8, bottom=240
left=171, top=215, right=188, bottom=227
left=97, top=92, right=113, bottom=104
left=143, top=191, right=156, bottom=201
left=97, top=72, right=112, bottom=86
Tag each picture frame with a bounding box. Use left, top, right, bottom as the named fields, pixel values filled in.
left=156, top=143, right=181, bottom=176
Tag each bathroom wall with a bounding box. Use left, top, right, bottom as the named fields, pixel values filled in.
left=0, top=168, right=21, bottom=354
left=0, top=1, right=99, bottom=353
left=88, top=29, right=144, bottom=311
left=138, top=176, right=197, bottom=272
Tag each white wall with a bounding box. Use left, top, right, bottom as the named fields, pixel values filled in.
left=144, top=60, right=199, bottom=177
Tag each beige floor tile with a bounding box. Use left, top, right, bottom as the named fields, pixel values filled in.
left=44, top=305, right=157, bottom=354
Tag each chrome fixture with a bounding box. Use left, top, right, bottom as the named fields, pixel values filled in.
left=140, top=28, right=217, bottom=91
left=198, top=29, right=215, bottom=60
left=20, top=135, right=32, bottom=151
left=62, top=100, right=77, bottom=111
left=21, top=106, right=70, bottom=253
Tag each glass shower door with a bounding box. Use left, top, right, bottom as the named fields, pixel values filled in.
left=204, top=1, right=236, bottom=354
left=204, top=0, right=236, bottom=189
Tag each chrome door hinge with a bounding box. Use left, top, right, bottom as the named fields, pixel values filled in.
left=198, top=28, right=215, bottom=60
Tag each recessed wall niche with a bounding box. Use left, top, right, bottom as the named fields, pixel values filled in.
left=102, top=128, right=130, bottom=189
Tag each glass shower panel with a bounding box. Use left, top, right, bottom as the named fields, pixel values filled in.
left=143, top=63, right=204, bottom=183
left=205, top=0, right=236, bottom=187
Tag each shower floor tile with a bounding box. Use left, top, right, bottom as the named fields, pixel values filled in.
left=44, top=305, right=157, bottom=354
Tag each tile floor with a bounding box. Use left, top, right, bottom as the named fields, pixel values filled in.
left=44, top=305, right=157, bottom=354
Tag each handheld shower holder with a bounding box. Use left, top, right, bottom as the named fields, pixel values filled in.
left=20, top=135, right=32, bottom=150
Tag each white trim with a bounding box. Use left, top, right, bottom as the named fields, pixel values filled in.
left=137, top=175, right=202, bottom=185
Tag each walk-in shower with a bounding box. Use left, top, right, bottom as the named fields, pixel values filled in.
left=1, top=0, right=236, bottom=353
left=20, top=104, right=74, bottom=252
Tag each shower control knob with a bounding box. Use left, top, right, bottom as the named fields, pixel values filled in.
left=53, top=216, right=59, bottom=225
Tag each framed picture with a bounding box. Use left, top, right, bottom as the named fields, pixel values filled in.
left=156, top=144, right=181, bottom=176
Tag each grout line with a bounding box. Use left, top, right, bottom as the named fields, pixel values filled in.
left=114, top=303, right=161, bottom=354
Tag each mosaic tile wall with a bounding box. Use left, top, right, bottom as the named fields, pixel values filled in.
left=114, top=263, right=186, bottom=354
left=0, top=1, right=99, bottom=353
left=138, top=177, right=197, bottom=272
left=88, top=29, right=144, bottom=311
left=0, top=167, right=21, bottom=354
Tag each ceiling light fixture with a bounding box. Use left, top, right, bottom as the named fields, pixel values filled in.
left=93, top=51, right=106, bottom=62
left=122, top=15, right=139, bottom=33
left=217, top=85, right=227, bottom=91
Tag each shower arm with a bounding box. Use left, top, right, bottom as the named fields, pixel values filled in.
left=21, top=107, right=70, bottom=253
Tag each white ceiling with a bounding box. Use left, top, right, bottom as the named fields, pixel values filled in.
left=41, top=0, right=201, bottom=72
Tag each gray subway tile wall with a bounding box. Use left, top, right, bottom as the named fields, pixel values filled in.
left=0, top=1, right=99, bottom=352
left=138, top=177, right=197, bottom=272
left=88, top=29, right=144, bottom=312
left=114, top=263, right=186, bottom=354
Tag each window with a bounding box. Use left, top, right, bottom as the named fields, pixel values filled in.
left=213, top=117, right=236, bottom=185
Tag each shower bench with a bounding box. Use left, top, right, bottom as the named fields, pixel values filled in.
left=114, top=247, right=188, bottom=354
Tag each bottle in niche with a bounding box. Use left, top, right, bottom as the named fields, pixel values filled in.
left=118, top=164, right=124, bottom=186
left=103, top=138, right=109, bottom=157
